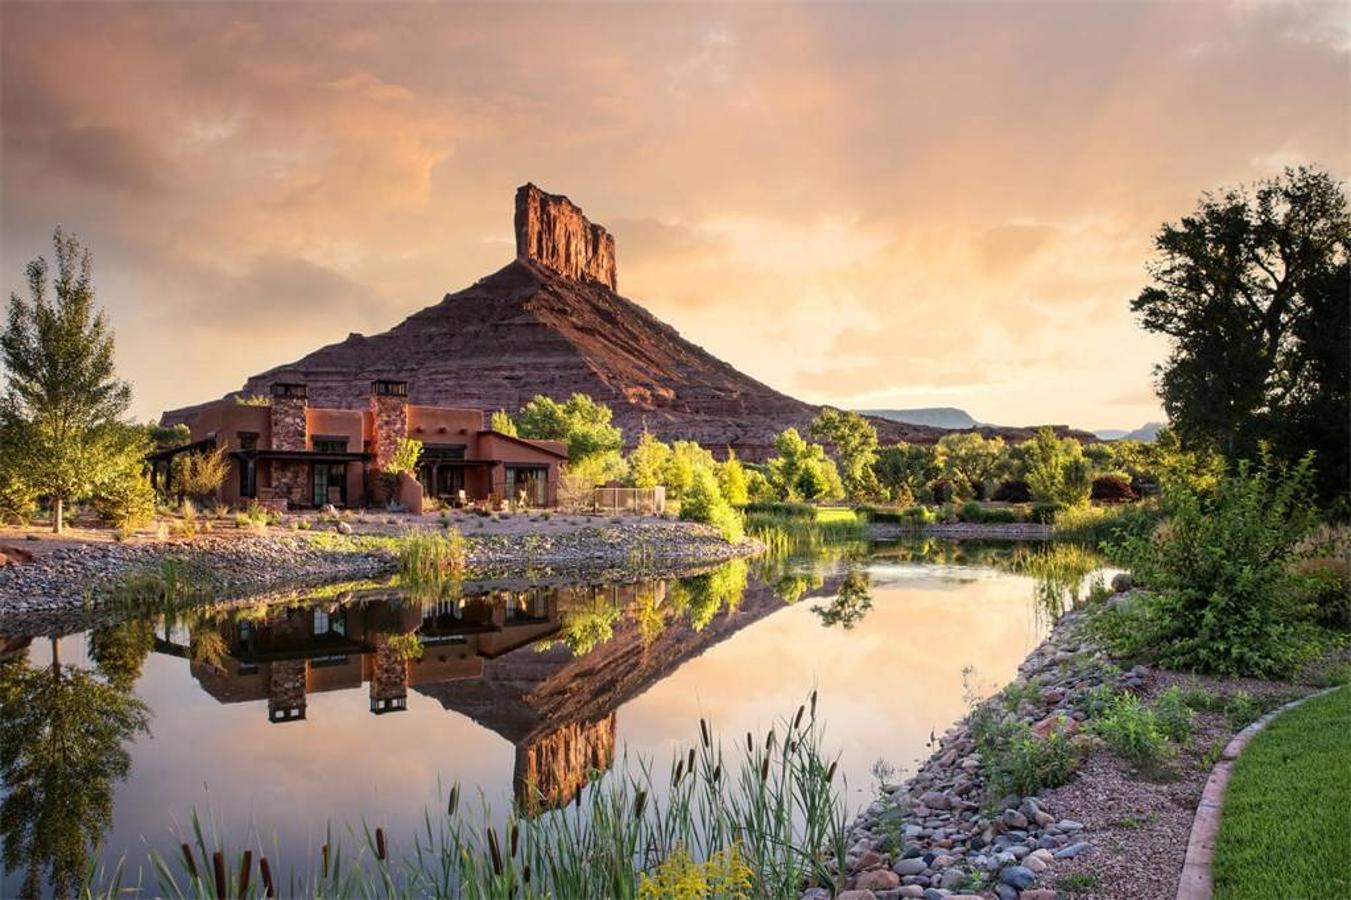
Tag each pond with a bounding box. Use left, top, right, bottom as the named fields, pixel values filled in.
left=0, top=539, right=1105, bottom=897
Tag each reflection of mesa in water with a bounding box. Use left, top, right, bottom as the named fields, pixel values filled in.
left=151, top=572, right=843, bottom=813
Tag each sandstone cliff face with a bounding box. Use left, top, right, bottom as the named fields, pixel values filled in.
left=515, top=184, right=617, bottom=291
left=165, top=185, right=1093, bottom=458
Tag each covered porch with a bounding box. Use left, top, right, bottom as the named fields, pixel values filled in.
left=232, top=448, right=370, bottom=509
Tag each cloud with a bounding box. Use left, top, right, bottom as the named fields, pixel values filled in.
left=1, top=1, right=1345, bottom=427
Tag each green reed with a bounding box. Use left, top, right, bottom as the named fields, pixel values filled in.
left=102, top=698, right=846, bottom=899
left=395, top=529, right=468, bottom=592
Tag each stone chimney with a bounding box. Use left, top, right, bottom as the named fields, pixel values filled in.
left=368, top=633, right=409, bottom=715
left=370, top=380, right=409, bottom=471
left=269, top=382, right=308, bottom=451
left=268, top=659, right=308, bottom=723
left=514, top=184, right=617, bottom=291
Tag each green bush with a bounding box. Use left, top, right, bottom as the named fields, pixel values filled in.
left=1094, top=693, right=1168, bottom=764
left=742, top=501, right=814, bottom=519
left=1090, top=451, right=1323, bottom=678
left=1031, top=502, right=1062, bottom=524
left=1154, top=685, right=1194, bottom=743
left=681, top=467, right=744, bottom=543
left=975, top=716, right=1077, bottom=800
left=92, top=469, right=157, bottom=533
left=958, top=501, right=1019, bottom=524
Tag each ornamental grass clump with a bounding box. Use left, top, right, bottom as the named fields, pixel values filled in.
left=396, top=529, right=468, bottom=592
left=136, top=697, right=847, bottom=899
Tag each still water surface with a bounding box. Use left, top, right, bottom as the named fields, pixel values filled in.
left=0, top=540, right=1091, bottom=896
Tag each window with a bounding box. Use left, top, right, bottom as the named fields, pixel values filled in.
left=506, top=465, right=548, bottom=506
left=238, top=432, right=259, bottom=497
left=239, top=432, right=259, bottom=451
left=312, top=437, right=349, bottom=453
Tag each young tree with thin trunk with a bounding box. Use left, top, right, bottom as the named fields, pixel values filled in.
left=1, top=229, right=135, bottom=533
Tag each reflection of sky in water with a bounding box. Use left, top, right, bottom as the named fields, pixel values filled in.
left=2, top=556, right=1062, bottom=895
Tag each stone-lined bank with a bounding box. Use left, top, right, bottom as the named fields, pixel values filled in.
left=0, top=521, right=760, bottom=618
left=812, top=608, right=1147, bottom=900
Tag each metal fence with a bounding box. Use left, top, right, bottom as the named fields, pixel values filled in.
left=589, top=486, right=666, bottom=515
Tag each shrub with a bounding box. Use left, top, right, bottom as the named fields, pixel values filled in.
left=1023, top=427, right=1092, bottom=507
left=92, top=468, right=157, bottom=532
left=0, top=462, right=37, bottom=524
left=681, top=467, right=744, bottom=543
left=972, top=710, right=1077, bottom=800
left=175, top=447, right=230, bottom=502
left=958, top=502, right=1019, bottom=524
left=1094, top=693, right=1168, bottom=764
left=1091, top=472, right=1139, bottom=503
left=992, top=479, right=1033, bottom=503
left=1091, top=451, right=1323, bottom=677
left=1154, top=685, right=1194, bottom=743
left=742, top=501, right=814, bottom=519
left=1030, top=502, right=1061, bottom=524
left=1223, top=691, right=1265, bottom=730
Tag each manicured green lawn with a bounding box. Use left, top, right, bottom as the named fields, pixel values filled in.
left=1213, top=685, right=1351, bottom=899
left=813, top=506, right=859, bottom=523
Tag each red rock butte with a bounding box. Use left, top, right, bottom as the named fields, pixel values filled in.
left=163, top=185, right=1089, bottom=458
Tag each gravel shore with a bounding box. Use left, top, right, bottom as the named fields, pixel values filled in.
left=824, top=589, right=1325, bottom=900
left=0, top=520, right=760, bottom=622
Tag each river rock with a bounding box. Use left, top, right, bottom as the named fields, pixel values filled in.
left=999, top=865, right=1038, bottom=890
left=855, top=870, right=900, bottom=891
left=893, top=857, right=928, bottom=876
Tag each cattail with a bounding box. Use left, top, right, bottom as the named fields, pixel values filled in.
left=673, top=758, right=685, bottom=783
left=523, top=863, right=532, bottom=884
left=260, top=856, right=275, bottom=898
left=810, top=689, right=818, bottom=717
left=237, top=850, right=252, bottom=899
left=574, top=785, right=583, bottom=809
left=212, top=851, right=226, bottom=900
left=826, top=761, right=838, bottom=782
left=448, top=784, right=460, bottom=817
left=510, top=823, right=519, bottom=858
left=322, top=844, right=330, bottom=879
left=786, top=739, right=795, bottom=755
left=633, top=790, right=648, bottom=819
left=712, top=764, right=722, bottom=783
left=793, top=704, right=805, bottom=730
left=687, top=747, right=696, bottom=774
left=181, top=844, right=200, bottom=881
left=760, top=756, right=770, bottom=782
left=766, top=730, right=776, bottom=751
left=700, top=718, right=710, bottom=748
left=487, top=828, right=504, bottom=876
left=746, top=732, right=754, bottom=754
left=376, top=827, right=387, bottom=861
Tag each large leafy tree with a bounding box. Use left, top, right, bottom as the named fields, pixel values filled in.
left=514, top=393, right=626, bottom=485
left=766, top=428, right=844, bottom=501
left=809, top=408, right=881, bottom=501
left=1020, top=427, right=1092, bottom=507
left=1132, top=166, right=1350, bottom=501
left=1, top=230, right=137, bottom=532
left=873, top=442, right=939, bottom=505
left=934, top=432, right=1006, bottom=499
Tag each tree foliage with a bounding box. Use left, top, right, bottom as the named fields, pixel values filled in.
left=1132, top=166, right=1350, bottom=502
left=934, top=432, right=1006, bottom=499
left=809, top=408, right=881, bottom=501
left=766, top=429, right=844, bottom=502
left=717, top=450, right=750, bottom=507
left=514, top=394, right=625, bottom=488
left=1, top=230, right=140, bottom=532
left=626, top=431, right=671, bottom=490
left=874, top=442, right=939, bottom=505
left=489, top=409, right=518, bottom=436
left=1022, top=427, right=1092, bottom=507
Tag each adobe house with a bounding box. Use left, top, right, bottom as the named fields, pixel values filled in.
left=149, top=379, right=567, bottom=509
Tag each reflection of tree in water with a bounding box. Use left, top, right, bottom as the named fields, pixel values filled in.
left=556, top=591, right=625, bottom=656
left=668, top=558, right=748, bottom=632
left=0, top=637, right=150, bottom=898
left=88, top=618, right=154, bottom=690
left=811, top=568, right=873, bottom=630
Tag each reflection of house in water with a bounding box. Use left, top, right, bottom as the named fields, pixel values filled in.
left=157, top=592, right=560, bottom=722
left=155, top=572, right=841, bottom=815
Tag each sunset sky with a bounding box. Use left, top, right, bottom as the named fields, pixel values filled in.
left=2, top=2, right=1347, bottom=431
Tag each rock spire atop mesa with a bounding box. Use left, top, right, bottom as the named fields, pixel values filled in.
left=514, top=183, right=618, bottom=291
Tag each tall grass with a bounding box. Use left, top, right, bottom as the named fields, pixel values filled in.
left=1050, top=500, right=1163, bottom=554
left=122, top=699, right=846, bottom=899
left=746, top=512, right=867, bottom=559
left=396, top=529, right=468, bottom=593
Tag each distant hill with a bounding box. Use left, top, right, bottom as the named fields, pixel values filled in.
left=1095, top=422, right=1164, bottom=442
left=860, top=407, right=979, bottom=430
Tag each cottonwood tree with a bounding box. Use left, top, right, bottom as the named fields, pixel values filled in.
left=810, top=408, right=882, bottom=501
left=1133, top=166, right=1350, bottom=501
left=515, top=393, right=626, bottom=485
left=934, top=432, right=1006, bottom=499
left=1, top=230, right=138, bottom=532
